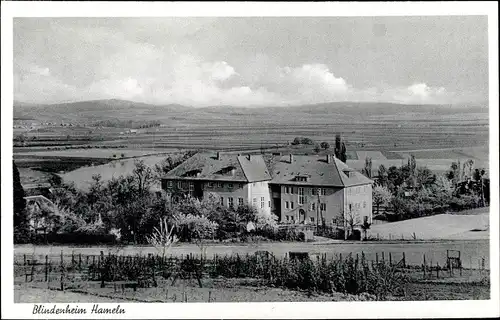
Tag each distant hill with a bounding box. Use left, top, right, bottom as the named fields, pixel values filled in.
left=14, top=99, right=489, bottom=124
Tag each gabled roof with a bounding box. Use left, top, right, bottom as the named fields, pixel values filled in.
left=164, top=152, right=271, bottom=182
left=267, top=154, right=373, bottom=187
left=165, top=152, right=372, bottom=187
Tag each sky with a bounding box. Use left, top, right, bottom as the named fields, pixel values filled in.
left=13, top=16, right=488, bottom=107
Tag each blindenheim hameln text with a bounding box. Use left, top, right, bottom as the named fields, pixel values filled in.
left=33, top=304, right=125, bottom=315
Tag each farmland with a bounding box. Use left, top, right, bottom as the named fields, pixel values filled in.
left=13, top=100, right=489, bottom=190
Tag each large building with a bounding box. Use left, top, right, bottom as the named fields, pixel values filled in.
left=162, top=152, right=373, bottom=230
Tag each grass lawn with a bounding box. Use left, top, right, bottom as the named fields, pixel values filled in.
left=368, top=208, right=490, bottom=241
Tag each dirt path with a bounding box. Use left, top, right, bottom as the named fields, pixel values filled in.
left=14, top=285, right=129, bottom=303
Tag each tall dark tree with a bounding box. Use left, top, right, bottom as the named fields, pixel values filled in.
left=334, top=133, right=347, bottom=163
left=13, top=161, right=26, bottom=226
left=362, top=157, right=373, bottom=178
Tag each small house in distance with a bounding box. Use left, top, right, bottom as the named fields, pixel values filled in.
left=161, top=152, right=373, bottom=235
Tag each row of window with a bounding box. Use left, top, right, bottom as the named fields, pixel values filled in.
left=284, top=216, right=316, bottom=223
left=347, top=186, right=369, bottom=195
left=166, top=180, right=243, bottom=190
left=348, top=202, right=367, bottom=211
left=220, top=196, right=271, bottom=209
left=284, top=201, right=327, bottom=212
left=283, top=186, right=327, bottom=196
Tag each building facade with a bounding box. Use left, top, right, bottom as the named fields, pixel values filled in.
left=162, top=152, right=373, bottom=230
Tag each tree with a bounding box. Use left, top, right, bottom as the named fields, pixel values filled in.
left=344, top=206, right=361, bottom=239
left=13, top=161, right=26, bottom=221
left=13, top=161, right=29, bottom=242
left=146, top=216, right=178, bottom=259
left=334, top=134, right=347, bottom=163
left=291, top=137, right=301, bottom=145
left=372, top=185, right=392, bottom=215
left=416, top=167, right=436, bottom=190
left=133, top=159, right=155, bottom=196
left=361, top=219, right=371, bottom=241
left=377, top=164, right=388, bottom=187
left=362, top=157, right=372, bottom=179
left=320, top=141, right=330, bottom=150
left=313, top=144, right=321, bottom=154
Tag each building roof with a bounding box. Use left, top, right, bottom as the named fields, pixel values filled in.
left=164, top=152, right=271, bottom=182
left=166, top=152, right=372, bottom=187
left=267, top=154, right=373, bottom=187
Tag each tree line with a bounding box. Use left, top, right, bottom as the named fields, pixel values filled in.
left=370, top=155, right=489, bottom=222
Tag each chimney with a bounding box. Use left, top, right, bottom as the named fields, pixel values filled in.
left=326, top=154, right=331, bottom=164
left=289, top=154, right=294, bottom=163
left=247, top=154, right=251, bottom=161
left=216, top=151, right=220, bottom=160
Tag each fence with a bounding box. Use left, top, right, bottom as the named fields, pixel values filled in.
left=15, top=249, right=489, bottom=298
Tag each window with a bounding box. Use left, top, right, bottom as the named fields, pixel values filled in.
left=320, top=203, right=326, bottom=211
left=188, top=182, right=194, bottom=196
left=217, top=182, right=223, bottom=188
left=311, top=203, right=316, bottom=211
left=207, top=182, right=214, bottom=188
left=268, top=201, right=271, bottom=208
left=260, top=197, right=265, bottom=209
left=311, top=188, right=317, bottom=195
left=253, top=198, right=257, bottom=206
left=310, top=217, right=315, bottom=223
left=290, top=187, right=294, bottom=195
left=220, top=197, right=224, bottom=206
left=285, top=201, right=289, bottom=209
left=177, top=181, right=182, bottom=188
left=291, top=202, right=294, bottom=209
left=167, top=180, right=173, bottom=188
left=321, top=188, right=326, bottom=196
left=238, top=197, right=244, bottom=207
left=286, top=215, right=290, bottom=222
left=229, top=197, right=234, bottom=209
left=284, top=186, right=289, bottom=194
left=238, top=183, right=242, bottom=189
left=298, top=187, right=305, bottom=205
left=228, top=183, right=233, bottom=189
left=349, top=203, right=352, bottom=211
left=363, top=201, right=366, bottom=208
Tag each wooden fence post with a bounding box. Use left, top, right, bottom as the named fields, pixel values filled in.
left=100, top=251, right=105, bottom=288
left=45, top=255, right=48, bottom=282
left=402, top=252, right=406, bottom=268
left=423, top=254, right=426, bottom=279
left=24, top=254, right=28, bottom=283
left=389, top=253, right=392, bottom=267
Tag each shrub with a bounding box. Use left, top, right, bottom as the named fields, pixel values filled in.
left=174, top=213, right=218, bottom=242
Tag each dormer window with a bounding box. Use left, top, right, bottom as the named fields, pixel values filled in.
left=216, top=166, right=237, bottom=176
left=182, top=169, right=202, bottom=178
left=295, top=175, right=308, bottom=182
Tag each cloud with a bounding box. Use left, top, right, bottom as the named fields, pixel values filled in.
left=202, top=61, right=236, bottom=81
left=280, top=64, right=349, bottom=103
left=29, top=65, right=51, bottom=77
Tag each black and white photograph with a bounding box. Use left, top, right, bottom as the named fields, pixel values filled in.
left=1, top=2, right=499, bottom=319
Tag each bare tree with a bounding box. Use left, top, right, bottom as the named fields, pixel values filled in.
left=146, top=216, right=178, bottom=259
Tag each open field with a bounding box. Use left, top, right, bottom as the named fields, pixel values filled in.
left=14, top=100, right=489, bottom=152
left=14, top=148, right=172, bottom=159
left=59, top=155, right=170, bottom=191
left=368, top=208, right=490, bottom=241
